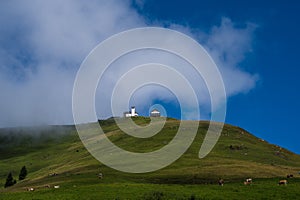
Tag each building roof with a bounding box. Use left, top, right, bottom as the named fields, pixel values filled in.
left=151, top=109, right=160, bottom=113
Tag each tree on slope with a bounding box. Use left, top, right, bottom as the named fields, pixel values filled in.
left=4, top=172, right=16, bottom=188
left=19, top=166, right=28, bottom=180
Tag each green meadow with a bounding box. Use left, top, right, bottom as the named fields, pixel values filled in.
left=1, top=117, right=300, bottom=199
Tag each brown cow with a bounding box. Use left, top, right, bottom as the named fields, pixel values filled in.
left=278, top=180, right=287, bottom=185
left=244, top=178, right=252, bottom=185
left=218, top=178, right=224, bottom=186
left=287, top=174, right=293, bottom=178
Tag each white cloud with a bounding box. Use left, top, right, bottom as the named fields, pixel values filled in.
left=204, top=18, right=259, bottom=95
left=0, top=1, right=258, bottom=127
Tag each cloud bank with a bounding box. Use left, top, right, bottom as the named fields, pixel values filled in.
left=0, top=0, right=257, bottom=127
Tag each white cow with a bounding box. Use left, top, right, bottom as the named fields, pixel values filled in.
left=278, top=180, right=287, bottom=185
left=244, top=178, right=252, bottom=185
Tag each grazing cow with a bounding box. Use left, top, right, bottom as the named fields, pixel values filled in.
left=98, top=172, right=103, bottom=179
left=54, top=185, right=60, bottom=189
left=218, top=178, right=224, bottom=186
left=244, top=178, right=252, bottom=185
left=278, top=180, right=287, bottom=185
left=287, top=174, right=293, bottom=178
left=49, top=173, right=58, bottom=177
left=27, top=187, right=35, bottom=191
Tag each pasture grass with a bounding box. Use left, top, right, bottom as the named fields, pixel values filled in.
left=1, top=179, right=300, bottom=200
left=1, top=117, right=300, bottom=199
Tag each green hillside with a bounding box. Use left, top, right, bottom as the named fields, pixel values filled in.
left=0, top=117, right=300, bottom=199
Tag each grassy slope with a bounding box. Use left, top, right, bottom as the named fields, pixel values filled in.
left=0, top=117, right=300, bottom=199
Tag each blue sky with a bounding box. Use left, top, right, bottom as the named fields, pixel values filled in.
left=134, top=0, right=300, bottom=153
left=0, top=1, right=299, bottom=154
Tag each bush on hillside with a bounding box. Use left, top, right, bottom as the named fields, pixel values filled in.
left=4, top=172, right=16, bottom=188
left=19, top=166, right=27, bottom=180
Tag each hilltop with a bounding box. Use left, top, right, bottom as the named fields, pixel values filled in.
left=0, top=117, right=300, bottom=199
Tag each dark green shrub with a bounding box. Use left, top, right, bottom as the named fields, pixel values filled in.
left=19, top=166, right=28, bottom=180
left=4, top=172, right=16, bottom=188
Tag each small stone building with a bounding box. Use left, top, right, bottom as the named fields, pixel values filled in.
left=150, top=109, right=160, bottom=117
